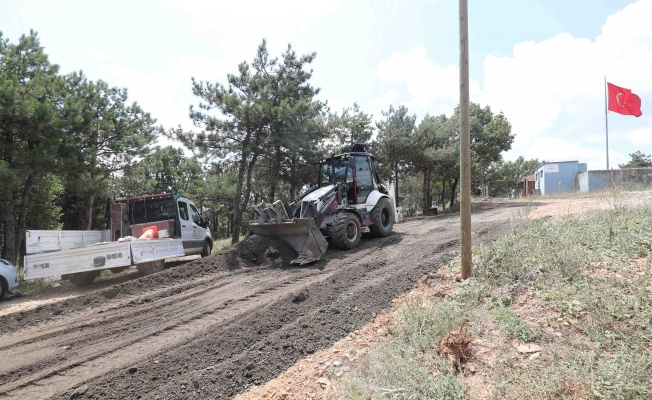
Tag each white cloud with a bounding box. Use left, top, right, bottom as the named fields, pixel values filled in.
left=481, top=33, right=607, bottom=143
left=374, top=1, right=652, bottom=170
left=521, top=137, right=627, bottom=171
left=162, top=0, right=343, bottom=67
left=481, top=0, right=652, bottom=166
left=86, top=49, right=113, bottom=62
left=374, top=89, right=399, bottom=110
left=623, top=126, right=652, bottom=146
left=375, top=47, right=481, bottom=117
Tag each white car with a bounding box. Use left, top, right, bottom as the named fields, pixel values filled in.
left=0, top=259, right=19, bottom=300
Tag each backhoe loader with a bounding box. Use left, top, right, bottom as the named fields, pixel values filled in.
left=250, top=144, right=395, bottom=265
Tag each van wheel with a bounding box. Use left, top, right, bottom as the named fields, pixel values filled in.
left=69, top=271, right=99, bottom=287
left=331, top=212, right=362, bottom=250
left=369, top=197, right=393, bottom=237
left=0, top=278, right=8, bottom=300
left=201, top=241, right=212, bottom=257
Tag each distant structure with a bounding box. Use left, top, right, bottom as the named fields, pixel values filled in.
left=533, top=161, right=587, bottom=195
left=579, top=168, right=652, bottom=192
left=519, top=174, right=535, bottom=197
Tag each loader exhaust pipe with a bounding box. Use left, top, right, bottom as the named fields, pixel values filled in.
left=250, top=201, right=328, bottom=265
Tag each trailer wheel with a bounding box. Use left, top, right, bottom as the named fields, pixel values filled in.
left=369, top=197, right=393, bottom=237
left=68, top=271, right=99, bottom=287
left=137, top=260, right=165, bottom=275
left=331, top=212, right=362, bottom=250
left=201, top=240, right=212, bottom=258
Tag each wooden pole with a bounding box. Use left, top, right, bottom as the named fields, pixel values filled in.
left=459, top=0, right=472, bottom=279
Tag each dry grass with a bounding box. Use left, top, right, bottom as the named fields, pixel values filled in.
left=328, top=191, right=652, bottom=400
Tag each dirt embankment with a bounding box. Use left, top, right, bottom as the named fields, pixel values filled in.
left=0, top=204, right=521, bottom=400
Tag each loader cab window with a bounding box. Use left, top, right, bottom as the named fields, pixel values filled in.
left=355, top=156, right=374, bottom=204
left=320, top=158, right=351, bottom=186
left=319, top=163, right=331, bottom=186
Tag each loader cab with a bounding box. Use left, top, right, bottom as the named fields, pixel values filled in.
left=317, top=150, right=380, bottom=205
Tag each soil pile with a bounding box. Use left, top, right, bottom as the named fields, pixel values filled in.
left=227, top=234, right=298, bottom=268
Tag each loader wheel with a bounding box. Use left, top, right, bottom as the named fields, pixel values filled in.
left=331, top=212, right=362, bottom=250
left=68, top=271, right=99, bottom=287
left=369, top=197, right=393, bottom=238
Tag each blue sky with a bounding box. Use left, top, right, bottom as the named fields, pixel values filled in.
left=2, top=0, right=650, bottom=169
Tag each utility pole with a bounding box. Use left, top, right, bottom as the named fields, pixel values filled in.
left=459, top=0, right=472, bottom=279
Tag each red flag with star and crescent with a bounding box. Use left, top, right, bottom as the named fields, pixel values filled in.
left=607, top=82, right=642, bottom=117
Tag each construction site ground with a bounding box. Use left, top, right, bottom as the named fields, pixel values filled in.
left=0, top=194, right=625, bottom=399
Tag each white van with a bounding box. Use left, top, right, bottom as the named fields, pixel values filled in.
left=24, top=193, right=213, bottom=286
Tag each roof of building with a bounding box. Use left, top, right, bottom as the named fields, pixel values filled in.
left=535, top=160, right=580, bottom=170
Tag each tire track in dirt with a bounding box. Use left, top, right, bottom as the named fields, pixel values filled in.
left=0, top=206, right=520, bottom=399
left=2, top=270, right=326, bottom=398
left=109, top=235, right=462, bottom=400
left=0, top=238, right=391, bottom=399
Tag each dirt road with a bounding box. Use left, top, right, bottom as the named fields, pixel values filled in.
left=0, top=205, right=524, bottom=399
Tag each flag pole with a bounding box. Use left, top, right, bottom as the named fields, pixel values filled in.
left=604, top=76, right=610, bottom=170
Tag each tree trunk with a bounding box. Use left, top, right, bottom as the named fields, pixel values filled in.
left=3, top=187, right=16, bottom=264
left=211, top=210, right=217, bottom=236
left=393, top=160, right=399, bottom=206
left=84, top=192, right=95, bottom=230
left=231, top=143, right=260, bottom=245
left=15, top=173, right=35, bottom=264
left=448, top=177, right=459, bottom=207
left=422, top=169, right=428, bottom=215
left=267, top=144, right=282, bottom=203
left=441, top=180, right=446, bottom=211
left=426, top=169, right=431, bottom=213
left=241, top=153, right=259, bottom=233
left=231, top=155, right=248, bottom=245
left=423, top=168, right=432, bottom=214
left=289, top=182, right=296, bottom=201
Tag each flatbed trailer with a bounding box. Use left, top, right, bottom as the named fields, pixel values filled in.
left=24, top=234, right=185, bottom=281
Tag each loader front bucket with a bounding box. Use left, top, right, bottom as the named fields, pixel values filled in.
left=249, top=218, right=328, bottom=265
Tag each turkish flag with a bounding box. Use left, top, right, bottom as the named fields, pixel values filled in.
left=607, top=82, right=642, bottom=117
